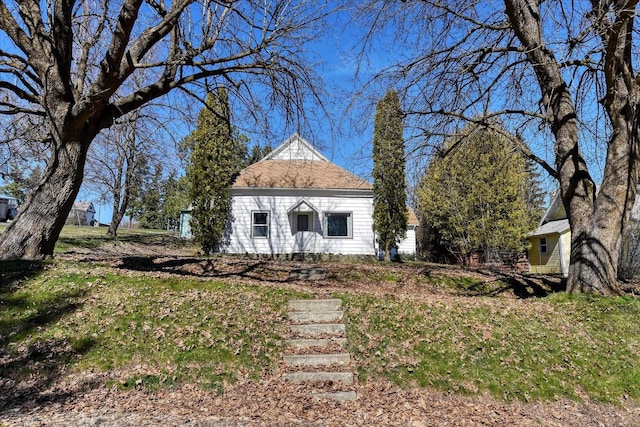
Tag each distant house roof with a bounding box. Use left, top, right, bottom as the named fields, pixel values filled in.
left=232, top=134, right=372, bottom=191
left=407, top=207, right=419, bottom=226
left=72, top=202, right=95, bottom=212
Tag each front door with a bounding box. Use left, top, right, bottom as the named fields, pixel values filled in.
left=294, top=213, right=312, bottom=252
left=296, top=213, right=310, bottom=232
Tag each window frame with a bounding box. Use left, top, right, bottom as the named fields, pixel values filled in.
left=539, top=237, right=548, bottom=254
left=323, top=212, right=353, bottom=239
left=251, top=211, right=270, bottom=239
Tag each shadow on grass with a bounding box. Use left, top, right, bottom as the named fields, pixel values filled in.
left=114, top=256, right=292, bottom=282
left=0, top=262, right=95, bottom=411
left=473, top=270, right=566, bottom=298
left=57, top=232, right=185, bottom=251
left=0, top=260, right=46, bottom=291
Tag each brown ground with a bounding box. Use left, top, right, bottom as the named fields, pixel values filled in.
left=2, top=241, right=639, bottom=426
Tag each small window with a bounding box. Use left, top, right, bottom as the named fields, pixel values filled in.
left=539, top=237, right=548, bottom=254
left=252, top=211, right=270, bottom=238
left=324, top=212, right=352, bottom=238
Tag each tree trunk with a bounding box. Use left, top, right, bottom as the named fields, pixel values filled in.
left=567, top=225, right=622, bottom=295
left=107, top=206, right=125, bottom=237
left=0, top=140, right=89, bottom=259
left=107, top=185, right=130, bottom=237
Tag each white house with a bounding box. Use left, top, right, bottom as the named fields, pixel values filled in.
left=66, top=201, right=97, bottom=226
left=181, top=134, right=418, bottom=256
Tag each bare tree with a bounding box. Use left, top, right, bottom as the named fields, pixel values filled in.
left=355, top=0, right=640, bottom=295
left=85, top=108, right=165, bottom=236
left=0, top=0, right=332, bottom=259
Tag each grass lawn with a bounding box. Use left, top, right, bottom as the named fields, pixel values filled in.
left=341, top=292, right=640, bottom=403
left=1, top=227, right=639, bottom=406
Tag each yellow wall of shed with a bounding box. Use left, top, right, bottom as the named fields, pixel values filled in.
left=528, top=231, right=570, bottom=276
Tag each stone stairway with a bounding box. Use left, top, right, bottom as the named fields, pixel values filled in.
left=283, top=298, right=357, bottom=401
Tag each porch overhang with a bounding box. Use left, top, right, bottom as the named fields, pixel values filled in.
left=287, top=199, right=319, bottom=214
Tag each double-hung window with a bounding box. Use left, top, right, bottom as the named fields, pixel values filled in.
left=252, top=211, right=270, bottom=238
left=324, top=212, right=352, bottom=238
left=539, top=237, right=548, bottom=254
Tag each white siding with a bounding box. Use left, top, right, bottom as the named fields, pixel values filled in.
left=267, top=137, right=326, bottom=161
left=397, top=226, right=417, bottom=255
left=222, top=191, right=376, bottom=255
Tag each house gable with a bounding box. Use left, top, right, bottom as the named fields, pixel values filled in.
left=262, top=133, right=329, bottom=162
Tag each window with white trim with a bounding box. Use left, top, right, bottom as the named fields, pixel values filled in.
left=539, top=237, right=548, bottom=254
left=324, top=212, right=352, bottom=238
left=252, top=211, right=270, bottom=238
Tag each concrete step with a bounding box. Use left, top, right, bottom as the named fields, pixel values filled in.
left=283, top=353, right=350, bottom=367
left=290, top=323, right=345, bottom=338
left=284, top=371, right=354, bottom=384
left=312, top=391, right=358, bottom=401
left=289, top=267, right=326, bottom=280
left=286, top=338, right=347, bottom=349
left=288, top=299, right=342, bottom=312
left=288, top=310, right=343, bottom=323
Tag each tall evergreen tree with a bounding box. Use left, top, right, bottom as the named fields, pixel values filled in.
left=186, top=87, right=247, bottom=255
left=418, top=126, right=539, bottom=265
left=137, top=162, right=164, bottom=229
left=372, top=90, right=408, bottom=261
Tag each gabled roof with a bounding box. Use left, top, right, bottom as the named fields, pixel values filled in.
left=72, top=202, right=95, bottom=212
left=407, top=207, right=419, bottom=226
left=287, top=199, right=320, bottom=214
left=262, top=133, right=329, bottom=162
left=538, top=189, right=566, bottom=226
left=530, top=219, right=570, bottom=237
left=232, top=160, right=372, bottom=190
left=232, top=134, right=372, bottom=190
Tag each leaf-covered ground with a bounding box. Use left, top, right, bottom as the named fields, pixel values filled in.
left=1, top=232, right=640, bottom=426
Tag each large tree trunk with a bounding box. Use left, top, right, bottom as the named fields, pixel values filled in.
left=505, top=0, right=639, bottom=295
left=568, top=226, right=622, bottom=295
left=0, top=138, right=90, bottom=260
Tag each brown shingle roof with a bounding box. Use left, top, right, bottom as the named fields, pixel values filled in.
left=407, top=207, right=419, bottom=225
left=232, top=160, right=372, bottom=190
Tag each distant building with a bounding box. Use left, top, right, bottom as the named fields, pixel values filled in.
left=66, top=202, right=97, bottom=226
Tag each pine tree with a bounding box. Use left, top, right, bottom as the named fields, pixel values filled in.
left=372, top=90, right=408, bottom=261
left=418, top=126, right=538, bottom=265
left=245, top=144, right=273, bottom=166
left=186, top=87, right=247, bottom=254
